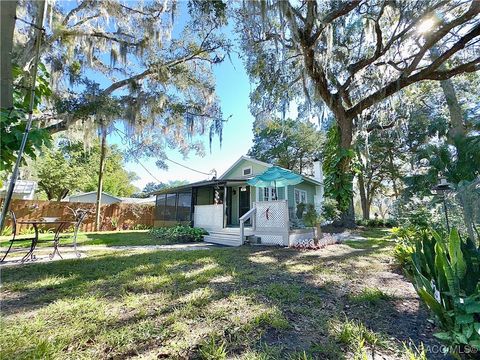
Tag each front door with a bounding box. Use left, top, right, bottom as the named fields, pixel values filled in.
left=226, top=187, right=233, bottom=226
left=239, top=185, right=250, bottom=224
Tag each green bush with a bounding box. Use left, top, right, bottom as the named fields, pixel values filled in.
left=411, top=228, right=480, bottom=357
left=391, top=226, right=423, bottom=275
left=322, top=197, right=341, bottom=222
left=149, top=225, right=208, bottom=244
left=296, top=202, right=306, bottom=219
left=356, top=218, right=397, bottom=228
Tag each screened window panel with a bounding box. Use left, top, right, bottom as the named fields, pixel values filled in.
left=294, top=189, right=307, bottom=204
left=164, top=193, right=177, bottom=221
left=177, top=192, right=192, bottom=222
left=156, top=194, right=166, bottom=220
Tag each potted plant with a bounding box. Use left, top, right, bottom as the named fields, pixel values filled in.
left=296, top=202, right=306, bottom=219
left=304, top=204, right=324, bottom=244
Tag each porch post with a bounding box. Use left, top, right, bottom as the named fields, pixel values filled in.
left=223, top=184, right=227, bottom=228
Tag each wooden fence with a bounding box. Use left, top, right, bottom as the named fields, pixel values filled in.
left=0, top=199, right=154, bottom=233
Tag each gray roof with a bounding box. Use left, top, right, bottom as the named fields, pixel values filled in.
left=119, top=197, right=156, bottom=204
left=68, top=191, right=122, bottom=201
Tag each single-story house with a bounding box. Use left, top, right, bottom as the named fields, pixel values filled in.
left=67, top=191, right=155, bottom=205
left=153, top=156, right=324, bottom=246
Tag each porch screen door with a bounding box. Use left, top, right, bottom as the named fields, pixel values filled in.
left=239, top=186, right=250, bottom=223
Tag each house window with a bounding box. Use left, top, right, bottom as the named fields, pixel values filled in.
left=156, top=192, right=192, bottom=222
left=294, top=188, right=307, bottom=205
left=262, top=187, right=277, bottom=201
left=164, top=193, right=177, bottom=221
left=242, top=166, right=252, bottom=176
left=176, top=192, right=192, bottom=221
left=156, top=194, right=166, bottom=220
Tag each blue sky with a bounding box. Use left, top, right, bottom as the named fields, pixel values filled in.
left=109, top=50, right=255, bottom=190
left=50, top=1, right=255, bottom=191
left=68, top=2, right=257, bottom=191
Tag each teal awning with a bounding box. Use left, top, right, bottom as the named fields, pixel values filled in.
left=247, top=166, right=303, bottom=188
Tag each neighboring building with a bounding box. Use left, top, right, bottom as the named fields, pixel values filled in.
left=0, top=179, right=37, bottom=200
left=67, top=191, right=155, bottom=205
left=68, top=192, right=122, bottom=204
left=119, top=197, right=156, bottom=205
left=153, top=156, right=324, bottom=246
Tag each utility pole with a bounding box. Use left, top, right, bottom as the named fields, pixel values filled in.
left=94, top=126, right=107, bottom=231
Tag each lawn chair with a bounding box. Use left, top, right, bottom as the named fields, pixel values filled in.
left=0, top=210, right=34, bottom=262
left=69, top=208, right=90, bottom=257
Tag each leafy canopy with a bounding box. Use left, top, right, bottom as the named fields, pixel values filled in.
left=12, top=0, right=230, bottom=167
left=247, top=118, right=324, bottom=176
left=35, top=140, right=139, bottom=201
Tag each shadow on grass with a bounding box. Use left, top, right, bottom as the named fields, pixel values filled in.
left=1, top=232, right=442, bottom=359
left=0, top=230, right=178, bottom=252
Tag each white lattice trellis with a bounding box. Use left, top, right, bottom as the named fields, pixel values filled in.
left=260, top=235, right=285, bottom=245
left=255, top=201, right=288, bottom=229
left=253, top=200, right=289, bottom=246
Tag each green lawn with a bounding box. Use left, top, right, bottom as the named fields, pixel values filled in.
left=1, top=230, right=440, bottom=359
left=0, top=230, right=163, bottom=248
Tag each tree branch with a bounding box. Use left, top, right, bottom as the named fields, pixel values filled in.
left=309, top=0, right=361, bottom=46
left=347, top=4, right=480, bottom=118
left=403, top=0, right=480, bottom=76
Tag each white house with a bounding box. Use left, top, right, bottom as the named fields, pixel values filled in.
left=0, top=179, right=37, bottom=200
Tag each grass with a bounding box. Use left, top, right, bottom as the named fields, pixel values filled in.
left=0, top=230, right=161, bottom=248
left=0, top=229, right=441, bottom=359
left=348, top=287, right=392, bottom=304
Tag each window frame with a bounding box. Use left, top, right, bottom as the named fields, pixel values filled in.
left=294, top=188, right=307, bottom=205
left=242, top=166, right=253, bottom=177
left=262, top=187, right=278, bottom=201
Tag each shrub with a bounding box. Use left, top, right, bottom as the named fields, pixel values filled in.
left=391, top=226, right=423, bottom=275
left=410, top=228, right=480, bottom=358
left=296, top=202, right=306, bottom=219
left=149, top=225, right=208, bottom=243
left=322, top=197, right=341, bottom=223
left=355, top=218, right=397, bottom=228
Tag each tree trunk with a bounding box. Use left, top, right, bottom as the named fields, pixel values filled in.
left=429, top=46, right=466, bottom=142
left=358, top=172, right=369, bottom=220
left=440, top=79, right=465, bottom=141
left=356, top=147, right=369, bottom=220
left=315, top=222, right=323, bottom=241
left=0, top=0, right=17, bottom=109
left=94, top=128, right=107, bottom=231
left=337, top=116, right=356, bottom=227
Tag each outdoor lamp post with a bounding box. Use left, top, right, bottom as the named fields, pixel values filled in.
left=432, top=178, right=454, bottom=232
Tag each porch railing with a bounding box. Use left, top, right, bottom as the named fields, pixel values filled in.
left=239, top=206, right=256, bottom=243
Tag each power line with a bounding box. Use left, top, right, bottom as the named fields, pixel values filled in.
left=164, top=157, right=213, bottom=176
left=112, top=126, right=213, bottom=182
left=135, top=159, right=162, bottom=183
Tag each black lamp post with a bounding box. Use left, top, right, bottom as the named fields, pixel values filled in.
left=432, top=178, right=454, bottom=232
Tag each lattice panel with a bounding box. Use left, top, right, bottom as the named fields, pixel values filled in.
left=260, top=235, right=285, bottom=245
left=255, top=201, right=288, bottom=229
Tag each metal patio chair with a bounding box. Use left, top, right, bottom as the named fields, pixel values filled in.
left=0, top=210, right=33, bottom=262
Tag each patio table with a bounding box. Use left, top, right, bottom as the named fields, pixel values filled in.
left=16, top=219, right=77, bottom=262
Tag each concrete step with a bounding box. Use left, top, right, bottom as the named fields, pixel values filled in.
left=203, top=235, right=243, bottom=247
left=207, top=228, right=253, bottom=236
left=207, top=231, right=239, bottom=237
